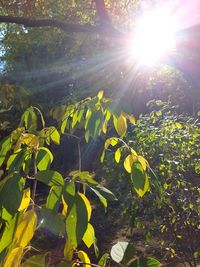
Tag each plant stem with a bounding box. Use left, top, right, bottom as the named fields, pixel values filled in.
left=32, top=158, right=37, bottom=207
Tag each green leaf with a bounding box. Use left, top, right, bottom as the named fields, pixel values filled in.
left=89, top=184, right=116, bottom=209
left=56, top=261, right=72, bottom=267
left=21, top=254, right=46, bottom=267
left=66, top=193, right=88, bottom=248
left=89, top=187, right=107, bottom=209
left=131, top=162, right=149, bottom=197
left=20, top=107, right=37, bottom=131
left=40, top=208, right=65, bottom=237
left=36, top=147, right=53, bottom=171
left=0, top=173, right=24, bottom=215
left=49, top=127, right=60, bottom=144
left=7, top=149, right=26, bottom=173
left=46, top=186, right=63, bottom=211
left=94, top=184, right=116, bottom=201
left=71, top=109, right=84, bottom=129
left=0, top=213, right=18, bottom=253
left=88, top=111, right=103, bottom=138
left=98, top=253, right=110, bottom=267
left=130, top=257, right=160, bottom=267
left=70, top=171, right=98, bottom=185
left=36, top=170, right=64, bottom=187
left=61, top=105, right=74, bottom=133
left=63, top=182, right=76, bottom=210
left=0, top=136, right=11, bottom=167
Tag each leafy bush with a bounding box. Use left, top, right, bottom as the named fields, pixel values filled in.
left=103, top=100, right=200, bottom=266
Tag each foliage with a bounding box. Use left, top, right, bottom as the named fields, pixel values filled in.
left=103, top=100, right=200, bottom=266
left=0, top=91, right=158, bottom=266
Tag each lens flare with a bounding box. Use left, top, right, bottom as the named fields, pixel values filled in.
left=130, top=8, right=177, bottom=66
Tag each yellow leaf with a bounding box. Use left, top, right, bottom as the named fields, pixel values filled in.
left=128, top=115, right=136, bottom=125
left=13, top=210, right=37, bottom=247
left=18, top=188, right=31, bottom=212
left=137, top=156, right=148, bottom=171
left=85, top=109, right=92, bottom=130
left=77, top=250, right=91, bottom=267
left=64, top=239, right=74, bottom=262
left=100, top=150, right=105, bottom=163
left=78, top=193, right=92, bottom=221
left=130, top=148, right=138, bottom=156
left=4, top=247, right=24, bottom=267
left=83, top=223, right=95, bottom=248
left=14, top=137, right=23, bottom=151
left=124, top=154, right=137, bottom=173
left=21, top=134, right=39, bottom=149
left=115, top=148, right=121, bottom=163
left=102, top=120, right=108, bottom=134
left=62, top=195, right=68, bottom=217
left=115, top=114, right=127, bottom=137
left=97, top=90, right=104, bottom=100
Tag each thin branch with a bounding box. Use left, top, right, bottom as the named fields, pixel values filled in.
left=0, top=15, right=121, bottom=36
left=32, top=159, right=37, bottom=206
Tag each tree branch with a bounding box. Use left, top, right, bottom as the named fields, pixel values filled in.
left=0, top=15, right=120, bottom=36
left=94, top=0, right=111, bottom=25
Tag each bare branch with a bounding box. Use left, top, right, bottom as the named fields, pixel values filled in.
left=0, top=15, right=120, bottom=36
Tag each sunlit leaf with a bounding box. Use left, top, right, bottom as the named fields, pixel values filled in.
left=0, top=136, right=11, bottom=167
left=4, top=246, right=24, bottom=267
left=18, top=188, right=31, bottom=211
left=111, top=242, right=129, bottom=263
left=20, top=107, right=37, bottom=131
left=62, top=182, right=75, bottom=212
left=83, top=223, right=95, bottom=248
left=137, top=156, right=148, bottom=171
left=78, top=250, right=91, bottom=267
left=13, top=210, right=37, bottom=247
left=46, top=186, right=63, bottom=211
left=90, top=187, right=107, bottom=209
left=36, top=147, right=53, bottom=171
left=131, top=162, right=149, bottom=197
left=114, top=114, right=127, bottom=137
left=128, top=115, right=136, bottom=125
left=7, top=149, right=26, bottom=173
left=62, top=195, right=68, bottom=217
left=115, top=148, right=121, bottom=163
left=20, top=133, right=39, bottom=149
left=66, top=194, right=88, bottom=248
left=78, top=193, right=92, bottom=221
left=70, top=171, right=98, bottom=185
left=0, top=213, right=18, bottom=253
left=97, top=90, right=104, bottom=100
left=64, top=239, right=74, bottom=262
left=49, top=127, right=60, bottom=144
left=124, top=154, right=137, bottom=173
left=98, top=253, right=110, bottom=267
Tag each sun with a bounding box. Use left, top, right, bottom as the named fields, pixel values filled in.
left=130, top=8, right=177, bottom=66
